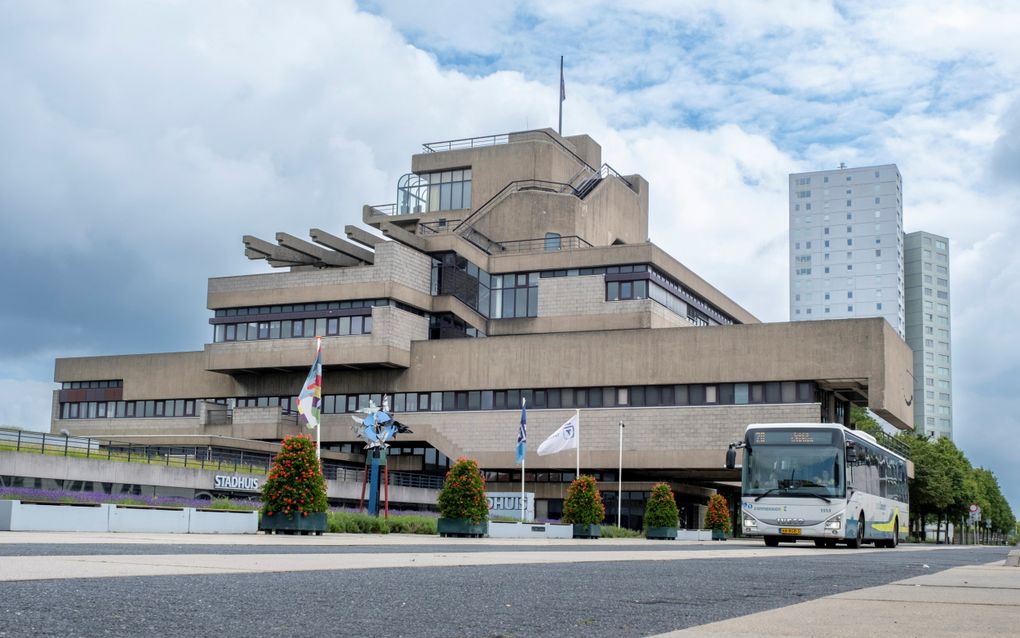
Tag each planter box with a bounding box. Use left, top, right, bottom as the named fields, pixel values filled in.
left=437, top=517, right=487, bottom=538
left=189, top=509, right=259, bottom=534
left=487, top=522, right=571, bottom=539
left=645, top=526, right=677, bottom=540
left=109, top=504, right=189, bottom=533
left=711, top=529, right=729, bottom=541
left=259, top=511, right=327, bottom=535
left=572, top=523, right=601, bottom=539
left=676, top=529, right=713, bottom=541
left=0, top=500, right=111, bottom=532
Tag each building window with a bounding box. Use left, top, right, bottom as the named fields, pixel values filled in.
left=398, top=168, right=472, bottom=213
left=544, top=233, right=561, bottom=251
left=493, top=272, right=538, bottom=319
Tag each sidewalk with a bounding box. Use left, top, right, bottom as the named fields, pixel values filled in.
left=655, top=556, right=1020, bottom=638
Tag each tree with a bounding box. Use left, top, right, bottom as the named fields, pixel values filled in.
left=437, top=457, right=489, bottom=524
left=705, top=493, right=732, bottom=534
left=850, top=406, right=883, bottom=438
left=261, top=434, right=328, bottom=517
left=644, top=483, right=678, bottom=529
left=562, top=475, right=606, bottom=525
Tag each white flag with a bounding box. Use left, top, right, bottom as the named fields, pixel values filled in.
left=537, top=413, right=579, bottom=456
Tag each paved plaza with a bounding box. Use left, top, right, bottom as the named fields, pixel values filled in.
left=0, top=533, right=1015, bottom=637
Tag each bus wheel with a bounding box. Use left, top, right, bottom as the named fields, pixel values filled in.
left=813, top=539, right=827, bottom=548
left=764, top=536, right=780, bottom=547
left=890, top=518, right=899, bottom=548
left=847, top=515, right=865, bottom=549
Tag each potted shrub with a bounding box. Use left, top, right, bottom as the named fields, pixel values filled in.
left=259, top=434, right=328, bottom=535
left=562, top=475, right=605, bottom=538
left=437, top=457, right=489, bottom=537
left=644, top=482, right=678, bottom=540
left=705, top=493, right=732, bottom=540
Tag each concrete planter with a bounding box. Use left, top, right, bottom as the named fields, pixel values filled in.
left=0, top=500, right=111, bottom=532
left=437, top=518, right=487, bottom=538
left=676, top=529, right=713, bottom=541
left=189, top=508, right=258, bottom=534
left=109, top=504, right=190, bottom=533
left=645, top=526, right=678, bottom=540
left=711, top=529, right=729, bottom=541
left=488, top=521, right=572, bottom=539
left=572, top=524, right=602, bottom=539
left=259, top=511, right=327, bottom=535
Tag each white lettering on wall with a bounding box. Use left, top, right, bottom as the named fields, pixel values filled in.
left=213, top=475, right=261, bottom=491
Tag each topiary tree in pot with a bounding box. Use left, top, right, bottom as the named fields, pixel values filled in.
left=260, top=434, right=328, bottom=535
left=644, top=482, right=679, bottom=540
left=437, top=457, right=489, bottom=537
left=562, top=475, right=606, bottom=538
left=705, top=493, right=732, bottom=540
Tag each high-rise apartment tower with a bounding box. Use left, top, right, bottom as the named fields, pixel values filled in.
left=904, top=231, right=953, bottom=439
left=789, top=165, right=905, bottom=337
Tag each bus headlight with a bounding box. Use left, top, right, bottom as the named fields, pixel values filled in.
left=743, top=515, right=758, bottom=529
left=824, top=514, right=842, bottom=530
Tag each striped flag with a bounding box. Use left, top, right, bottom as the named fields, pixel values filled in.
left=297, top=337, right=322, bottom=429
left=516, top=397, right=527, bottom=465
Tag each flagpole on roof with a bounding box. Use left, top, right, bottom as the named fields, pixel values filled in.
left=558, top=55, right=564, bottom=136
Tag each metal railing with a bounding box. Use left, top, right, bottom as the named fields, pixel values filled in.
left=417, top=219, right=462, bottom=235
left=1, top=429, right=446, bottom=489
left=497, top=235, right=593, bottom=254
left=872, top=429, right=912, bottom=459
left=366, top=203, right=397, bottom=216
left=422, top=133, right=510, bottom=153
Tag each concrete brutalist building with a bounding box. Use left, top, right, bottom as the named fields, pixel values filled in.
left=52, top=129, right=915, bottom=526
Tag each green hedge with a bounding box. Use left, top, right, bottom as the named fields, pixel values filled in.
left=326, top=511, right=437, bottom=535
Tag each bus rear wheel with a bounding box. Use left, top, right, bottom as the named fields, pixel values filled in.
left=764, top=536, right=780, bottom=547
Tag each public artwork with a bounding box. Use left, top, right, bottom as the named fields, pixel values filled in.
left=350, top=398, right=411, bottom=448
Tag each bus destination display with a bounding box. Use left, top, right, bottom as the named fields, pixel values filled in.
left=751, top=430, right=834, bottom=445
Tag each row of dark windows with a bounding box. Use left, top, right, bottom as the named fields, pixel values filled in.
left=430, top=252, right=538, bottom=319
left=213, top=315, right=372, bottom=343
left=847, top=435, right=909, bottom=503
left=60, top=380, right=123, bottom=390
left=60, top=399, right=196, bottom=420
left=213, top=299, right=386, bottom=318
left=58, top=382, right=817, bottom=420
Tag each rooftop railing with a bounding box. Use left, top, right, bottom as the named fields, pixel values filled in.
left=497, top=235, right=593, bottom=254
left=367, top=203, right=397, bottom=216
left=422, top=133, right=510, bottom=153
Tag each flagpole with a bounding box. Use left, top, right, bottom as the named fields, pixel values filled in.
left=521, top=397, right=526, bottom=524
left=618, top=420, right=624, bottom=528
left=575, top=409, right=580, bottom=477
left=558, top=55, right=563, bottom=136
left=315, top=336, right=322, bottom=460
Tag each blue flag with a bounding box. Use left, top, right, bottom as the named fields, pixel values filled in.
left=516, top=398, right=527, bottom=465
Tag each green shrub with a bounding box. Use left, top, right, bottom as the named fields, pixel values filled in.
left=261, top=434, right=327, bottom=517
left=562, top=475, right=606, bottom=525
left=386, top=514, right=438, bottom=535
left=437, top=457, right=488, bottom=524
left=644, top=483, right=679, bottom=529
left=600, top=525, right=641, bottom=538
left=705, top=493, right=731, bottom=533
left=326, top=511, right=437, bottom=534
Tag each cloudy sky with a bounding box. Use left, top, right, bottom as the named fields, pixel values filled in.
left=1, top=1, right=1018, bottom=514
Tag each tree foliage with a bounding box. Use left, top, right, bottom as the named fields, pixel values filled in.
left=643, top=483, right=679, bottom=529
left=896, top=431, right=1015, bottom=539
left=261, top=434, right=328, bottom=516
left=437, top=457, right=489, bottom=524
left=705, top=493, right=732, bottom=533
left=850, top=406, right=884, bottom=438
left=562, top=475, right=606, bottom=525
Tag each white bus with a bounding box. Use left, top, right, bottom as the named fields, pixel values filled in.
left=726, top=423, right=909, bottom=548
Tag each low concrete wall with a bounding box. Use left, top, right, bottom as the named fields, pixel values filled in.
left=109, top=505, right=190, bottom=533
left=677, top=529, right=712, bottom=541
left=488, top=521, right=573, bottom=539
left=1, top=501, right=110, bottom=532
left=188, top=509, right=258, bottom=534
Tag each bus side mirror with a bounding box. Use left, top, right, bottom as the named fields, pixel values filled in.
left=725, top=441, right=745, bottom=469
left=846, top=442, right=858, bottom=463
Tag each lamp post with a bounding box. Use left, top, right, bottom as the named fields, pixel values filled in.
left=617, top=420, right=624, bottom=528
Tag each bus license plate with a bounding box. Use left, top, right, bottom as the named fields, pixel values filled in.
left=779, top=528, right=801, bottom=535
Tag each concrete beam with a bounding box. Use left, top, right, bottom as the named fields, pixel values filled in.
left=242, top=235, right=314, bottom=267
left=309, top=228, right=375, bottom=264
left=378, top=222, right=427, bottom=252
left=344, top=225, right=387, bottom=249
left=275, top=232, right=358, bottom=267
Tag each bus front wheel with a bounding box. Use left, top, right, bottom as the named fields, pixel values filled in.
left=764, top=536, right=780, bottom=547
left=847, top=514, right=865, bottom=549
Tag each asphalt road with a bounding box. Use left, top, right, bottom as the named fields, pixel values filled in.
left=0, top=543, right=1007, bottom=638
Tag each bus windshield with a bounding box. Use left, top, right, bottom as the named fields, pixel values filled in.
left=744, top=434, right=844, bottom=499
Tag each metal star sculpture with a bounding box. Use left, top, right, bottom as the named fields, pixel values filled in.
left=351, top=397, right=412, bottom=449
